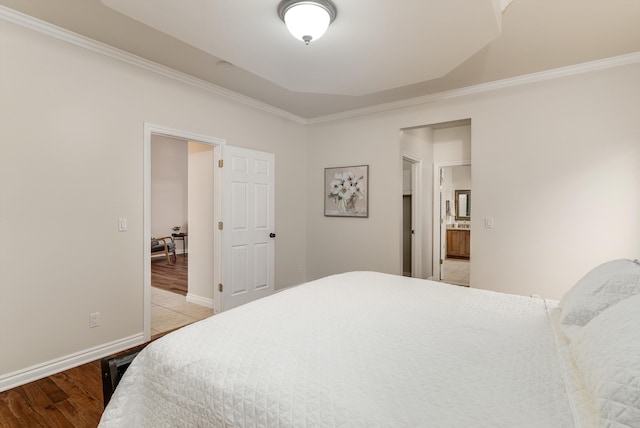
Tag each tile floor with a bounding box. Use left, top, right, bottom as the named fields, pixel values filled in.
left=441, top=259, right=470, bottom=287
left=151, top=287, right=214, bottom=336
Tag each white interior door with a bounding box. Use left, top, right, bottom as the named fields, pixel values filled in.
left=222, top=146, right=275, bottom=310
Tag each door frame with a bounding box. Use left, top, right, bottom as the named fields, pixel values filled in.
left=432, top=160, right=471, bottom=282
left=143, top=123, right=225, bottom=341
left=402, top=153, right=422, bottom=278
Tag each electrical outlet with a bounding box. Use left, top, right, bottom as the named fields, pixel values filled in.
left=90, top=312, right=100, bottom=328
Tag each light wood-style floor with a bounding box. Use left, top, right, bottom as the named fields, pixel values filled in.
left=0, top=259, right=213, bottom=427
left=151, top=254, right=188, bottom=295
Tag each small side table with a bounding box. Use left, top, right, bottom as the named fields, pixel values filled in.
left=171, top=233, right=188, bottom=256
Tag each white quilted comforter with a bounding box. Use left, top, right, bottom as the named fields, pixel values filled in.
left=99, top=271, right=596, bottom=427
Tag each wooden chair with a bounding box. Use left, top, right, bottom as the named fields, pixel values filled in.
left=151, top=236, right=176, bottom=263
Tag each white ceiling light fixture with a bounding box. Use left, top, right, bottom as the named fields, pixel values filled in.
left=277, top=0, right=337, bottom=45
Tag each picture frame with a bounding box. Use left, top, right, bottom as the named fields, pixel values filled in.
left=324, top=165, right=369, bottom=218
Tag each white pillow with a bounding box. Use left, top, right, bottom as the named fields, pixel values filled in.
left=559, top=259, right=640, bottom=339
left=569, top=293, right=640, bottom=427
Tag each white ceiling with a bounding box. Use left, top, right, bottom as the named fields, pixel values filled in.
left=1, top=0, right=640, bottom=119
left=100, top=0, right=512, bottom=96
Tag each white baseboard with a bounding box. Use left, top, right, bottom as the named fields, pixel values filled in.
left=274, top=283, right=301, bottom=293
left=186, top=293, right=213, bottom=308
left=0, top=333, right=145, bottom=392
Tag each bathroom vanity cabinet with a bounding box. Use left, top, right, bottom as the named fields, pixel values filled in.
left=446, top=229, right=470, bottom=260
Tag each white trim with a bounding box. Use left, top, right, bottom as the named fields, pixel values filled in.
left=0, top=5, right=307, bottom=125
left=0, top=333, right=144, bottom=393
left=186, top=293, right=214, bottom=309
left=2, top=5, right=639, bottom=126
left=144, top=123, right=225, bottom=341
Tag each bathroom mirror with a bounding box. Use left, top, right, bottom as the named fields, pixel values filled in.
left=455, top=189, right=471, bottom=221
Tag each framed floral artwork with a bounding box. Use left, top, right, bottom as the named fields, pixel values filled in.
left=324, top=165, right=369, bottom=218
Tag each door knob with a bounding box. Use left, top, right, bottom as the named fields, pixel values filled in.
left=269, top=233, right=276, bottom=238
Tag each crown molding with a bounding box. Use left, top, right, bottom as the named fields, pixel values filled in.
left=0, top=5, right=308, bottom=125
left=307, top=51, right=640, bottom=124
left=2, top=5, right=639, bottom=126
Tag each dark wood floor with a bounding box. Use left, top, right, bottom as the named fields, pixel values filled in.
left=0, top=256, right=189, bottom=427
left=0, top=360, right=103, bottom=427
left=151, top=253, right=188, bottom=295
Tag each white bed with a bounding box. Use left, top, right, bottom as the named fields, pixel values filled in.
left=99, top=266, right=640, bottom=427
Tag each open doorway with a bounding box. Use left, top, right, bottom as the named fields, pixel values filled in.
left=400, top=119, right=471, bottom=285
left=402, top=155, right=422, bottom=277
left=144, top=124, right=224, bottom=341
left=434, top=163, right=471, bottom=287
left=150, top=135, right=188, bottom=295
left=402, top=161, right=412, bottom=277
left=150, top=136, right=218, bottom=336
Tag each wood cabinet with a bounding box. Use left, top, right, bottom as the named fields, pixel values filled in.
left=446, top=229, right=470, bottom=260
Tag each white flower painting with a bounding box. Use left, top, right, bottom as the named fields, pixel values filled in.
left=324, top=165, right=369, bottom=217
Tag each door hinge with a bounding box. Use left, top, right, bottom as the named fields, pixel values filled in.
left=218, top=159, right=224, bottom=168
left=440, top=259, right=443, bottom=265
left=218, top=283, right=223, bottom=292
left=218, top=221, right=223, bottom=230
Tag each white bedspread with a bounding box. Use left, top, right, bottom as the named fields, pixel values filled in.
left=99, top=271, right=595, bottom=427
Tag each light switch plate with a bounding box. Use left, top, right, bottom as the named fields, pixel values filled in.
left=485, top=217, right=494, bottom=228
left=118, top=218, right=127, bottom=232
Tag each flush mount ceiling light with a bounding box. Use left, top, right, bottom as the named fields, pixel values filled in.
left=277, top=0, right=337, bottom=45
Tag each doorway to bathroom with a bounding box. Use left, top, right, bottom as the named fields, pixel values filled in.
left=434, top=163, right=471, bottom=286
left=400, top=119, right=471, bottom=285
